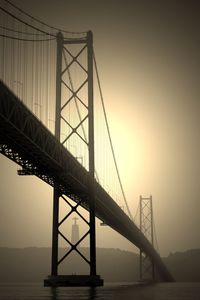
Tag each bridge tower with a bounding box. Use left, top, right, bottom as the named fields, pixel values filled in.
left=139, top=195, right=155, bottom=282
left=44, top=31, right=103, bottom=286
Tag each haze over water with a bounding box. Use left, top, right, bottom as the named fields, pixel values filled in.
left=0, top=282, right=200, bottom=300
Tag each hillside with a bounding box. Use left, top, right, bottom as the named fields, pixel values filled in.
left=0, top=247, right=199, bottom=282
left=163, top=249, right=200, bottom=282
left=0, top=247, right=139, bottom=282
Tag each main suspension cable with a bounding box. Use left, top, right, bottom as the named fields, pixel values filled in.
left=0, top=5, right=55, bottom=37
left=0, top=24, right=48, bottom=35
left=3, top=0, right=87, bottom=35
left=93, top=50, right=133, bottom=221
left=0, top=33, right=56, bottom=42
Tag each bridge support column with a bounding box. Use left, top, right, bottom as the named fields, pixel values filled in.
left=51, top=31, right=62, bottom=277
left=88, top=30, right=96, bottom=277
left=51, top=187, right=59, bottom=276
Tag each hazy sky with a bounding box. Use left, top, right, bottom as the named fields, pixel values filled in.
left=0, top=0, right=200, bottom=257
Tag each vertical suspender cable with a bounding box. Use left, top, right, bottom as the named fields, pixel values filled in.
left=93, top=50, right=133, bottom=221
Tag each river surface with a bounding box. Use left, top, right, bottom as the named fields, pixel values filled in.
left=0, top=282, right=200, bottom=300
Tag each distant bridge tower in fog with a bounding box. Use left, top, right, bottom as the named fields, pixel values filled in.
left=139, top=195, right=155, bottom=281
left=71, top=217, right=80, bottom=246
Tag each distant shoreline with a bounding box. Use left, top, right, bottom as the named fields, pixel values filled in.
left=0, top=247, right=199, bottom=282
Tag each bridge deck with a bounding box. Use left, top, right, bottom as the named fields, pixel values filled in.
left=0, top=81, right=174, bottom=282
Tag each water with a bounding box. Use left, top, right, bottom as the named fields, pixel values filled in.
left=0, top=282, right=200, bottom=300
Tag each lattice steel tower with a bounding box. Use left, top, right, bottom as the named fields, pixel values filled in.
left=44, top=31, right=103, bottom=286
left=139, top=195, right=155, bottom=281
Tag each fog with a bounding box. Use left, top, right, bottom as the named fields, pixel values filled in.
left=0, top=0, right=200, bottom=256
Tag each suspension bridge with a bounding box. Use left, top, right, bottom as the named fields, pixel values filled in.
left=0, top=0, right=174, bottom=286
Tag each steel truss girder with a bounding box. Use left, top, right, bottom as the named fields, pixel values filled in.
left=0, top=80, right=88, bottom=205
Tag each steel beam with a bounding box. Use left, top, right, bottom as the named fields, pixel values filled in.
left=87, top=30, right=96, bottom=276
